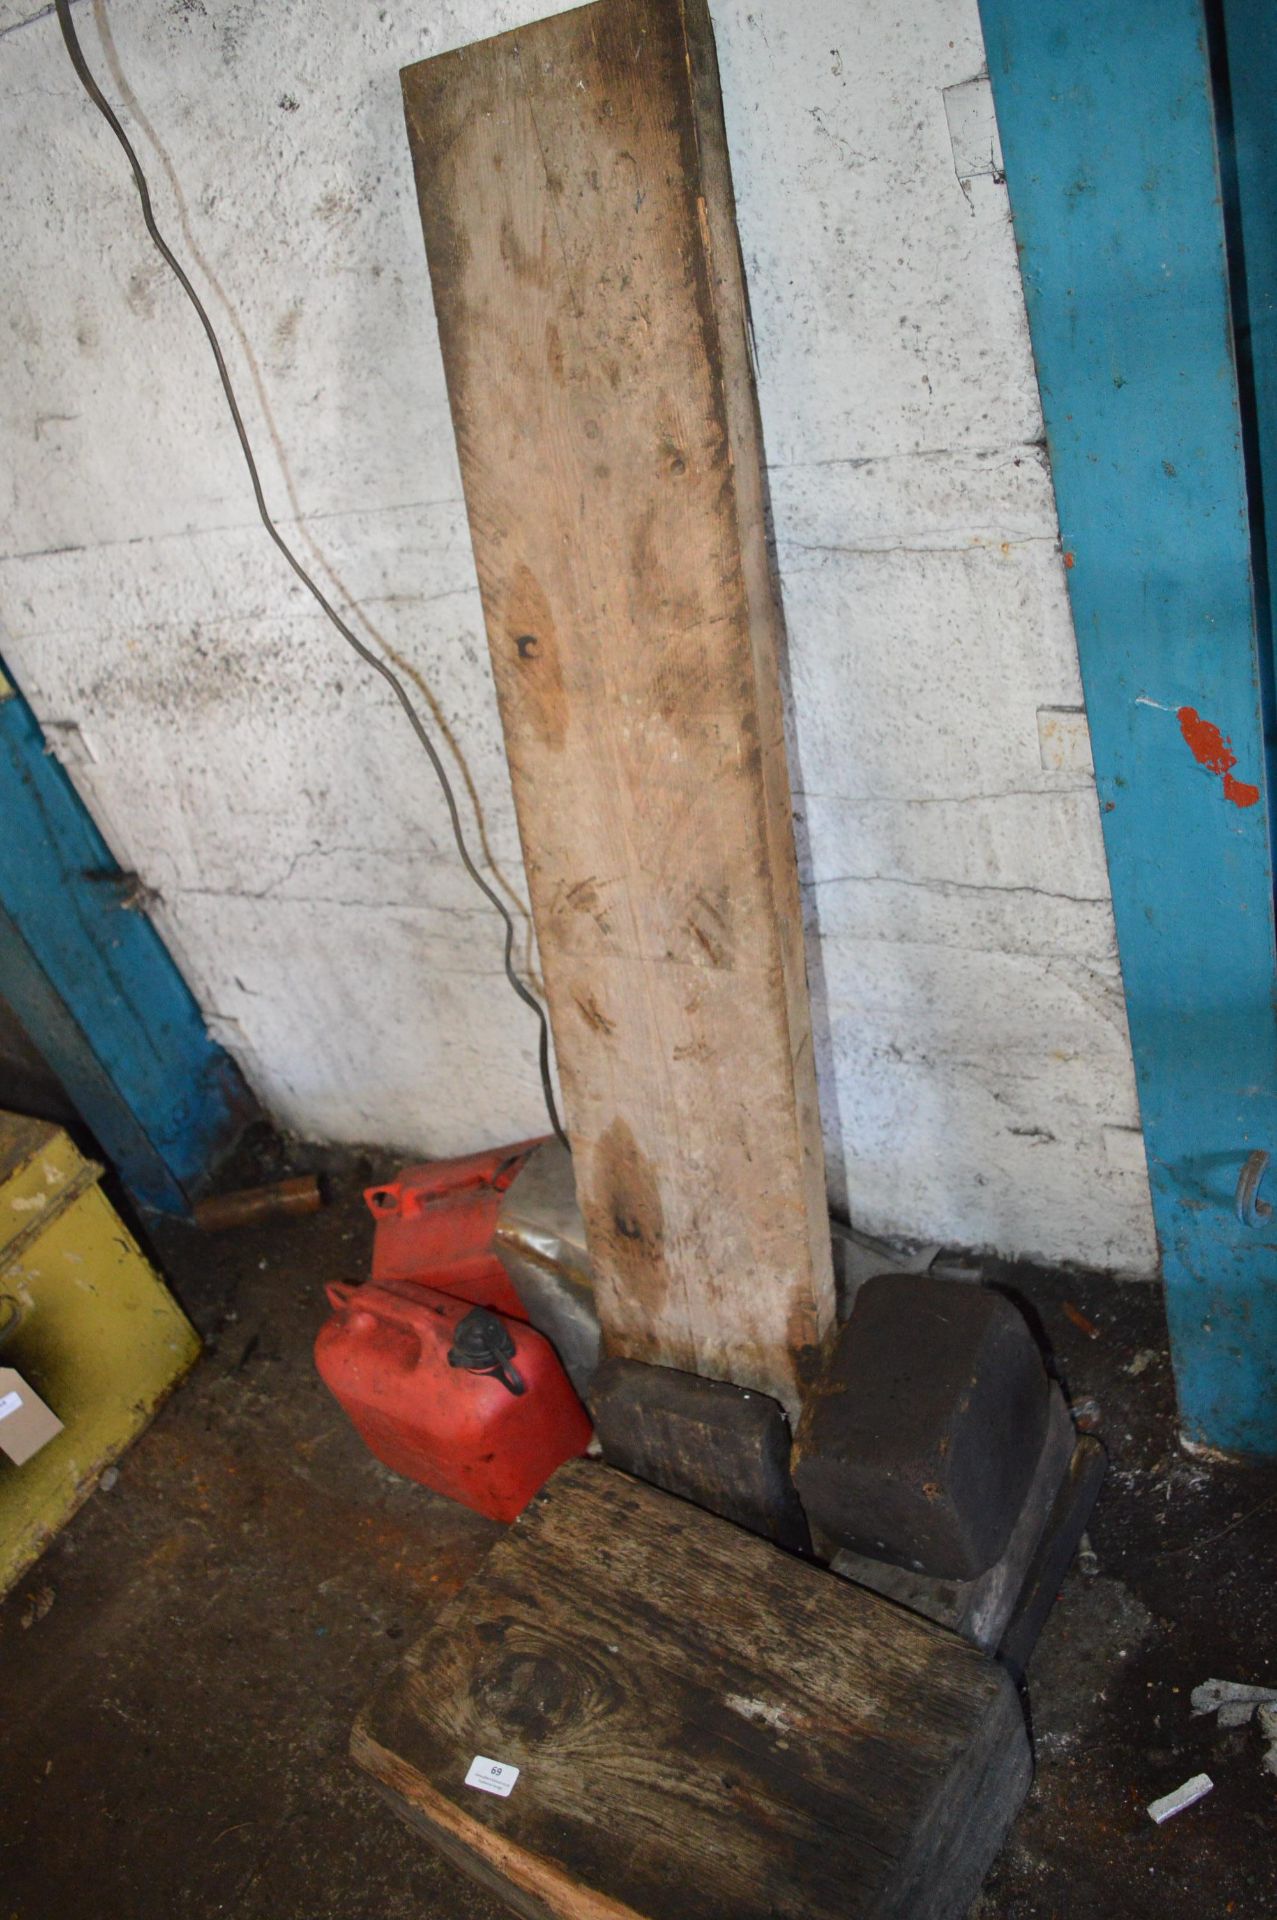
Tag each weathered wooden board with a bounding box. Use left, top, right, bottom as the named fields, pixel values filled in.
left=354, top=1460, right=1031, bottom=1920
left=401, top=0, right=834, bottom=1416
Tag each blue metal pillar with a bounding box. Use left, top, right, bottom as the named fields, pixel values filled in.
left=1220, top=0, right=1277, bottom=663
left=979, top=0, right=1277, bottom=1453
left=0, top=660, right=254, bottom=1213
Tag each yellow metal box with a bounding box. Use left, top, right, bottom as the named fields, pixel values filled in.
left=0, top=1112, right=199, bottom=1595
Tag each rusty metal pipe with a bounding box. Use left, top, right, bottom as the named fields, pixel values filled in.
left=193, top=1175, right=323, bottom=1232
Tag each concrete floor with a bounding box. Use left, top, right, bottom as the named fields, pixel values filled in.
left=1, top=1143, right=1275, bottom=1918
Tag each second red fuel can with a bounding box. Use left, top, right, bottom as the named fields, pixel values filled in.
left=361, top=1138, right=545, bottom=1317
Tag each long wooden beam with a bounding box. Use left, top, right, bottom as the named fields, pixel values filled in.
left=401, top=0, right=834, bottom=1413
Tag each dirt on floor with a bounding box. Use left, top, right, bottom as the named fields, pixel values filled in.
left=977, top=1253, right=1277, bottom=1920
left=1, top=1137, right=1275, bottom=1919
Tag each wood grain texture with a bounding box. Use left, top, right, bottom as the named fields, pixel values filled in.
left=400, top=0, right=834, bottom=1417
left=354, top=1460, right=1031, bottom=1920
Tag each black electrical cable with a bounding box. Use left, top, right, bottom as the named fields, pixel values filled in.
left=53, top=0, right=568, bottom=1151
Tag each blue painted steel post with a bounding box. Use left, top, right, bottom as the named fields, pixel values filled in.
left=0, top=661, right=254, bottom=1213
left=979, top=0, right=1277, bottom=1453
left=1220, top=0, right=1277, bottom=662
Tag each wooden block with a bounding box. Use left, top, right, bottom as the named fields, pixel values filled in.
left=589, top=1356, right=811, bottom=1553
left=999, top=1433, right=1107, bottom=1680
left=400, top=0, right=835, bottom=1418
left=354, top=1460, right=1031, bottom=1920
left=829, top=1386, right=1077, bottom=1651
left=793, top=1276, right=1051, bottom=1580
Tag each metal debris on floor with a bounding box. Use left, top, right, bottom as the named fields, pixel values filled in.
left=1190, top=1679, right=1277, bottom=1723
left=1259, top=1703, right=1277, bottom=1778
left=1147, top=1773, right=1214, bottom=1825
left=193, top=1174, right=324, bottom=1232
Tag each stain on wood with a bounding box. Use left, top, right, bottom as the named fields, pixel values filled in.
left=592, top=1117, right=667, bottom=1319
left=354, top=1460, right=1032, bottom=1920
left=572, top=988, right=616, bottom=1037
left=503, top=563, right=567, bottom=752
left=401, top=0, right=835, bottom=1417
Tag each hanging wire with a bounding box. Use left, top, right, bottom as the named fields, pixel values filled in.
left=53, top=0, right=567, bottom=1150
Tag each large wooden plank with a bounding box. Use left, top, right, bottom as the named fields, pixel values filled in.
left=401, top=0, right=834, bottom=1416
left=354, top=1460, right=1031, bottom=1920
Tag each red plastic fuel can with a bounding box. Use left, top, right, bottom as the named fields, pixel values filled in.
left=363, top=1139, right=545, bottom=1317
left=314, top=1277, right=591, bottom=1522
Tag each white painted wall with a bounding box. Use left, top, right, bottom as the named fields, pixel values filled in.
left=0, top=0, right=1158, bottom=1274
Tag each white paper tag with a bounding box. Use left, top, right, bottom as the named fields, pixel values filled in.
left=0, top=1367, right=63, bottom=1464
left=465, top=1755, right=519, bottom=1798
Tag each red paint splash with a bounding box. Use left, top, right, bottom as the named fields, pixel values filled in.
left=1176, top=706, right=1260, bottom=808
left=1063, top=550, right=1076, bottom=569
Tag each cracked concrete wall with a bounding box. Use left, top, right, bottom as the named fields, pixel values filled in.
left=0, top=0, right=1158, bottom=1274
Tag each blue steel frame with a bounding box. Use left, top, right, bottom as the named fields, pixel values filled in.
left=979, top=0, right=1277, bottom=1453
left=1222, top=0, right=1277, bottom=669
left=0, top=660, right=253, bottom=1214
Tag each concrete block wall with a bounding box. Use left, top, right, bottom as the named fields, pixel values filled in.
left=0, top=0, right=1158, bottom=1274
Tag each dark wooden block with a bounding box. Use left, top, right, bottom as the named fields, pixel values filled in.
left=794, top=1275, right=1051, bottom=1580
left=829, top=1385, right=1077, bottom=1652
left=353, top=1460, right=1031, bottom=1920
left=1000, top=1432, right=1107, bottom=1680
left=589, top=1356, right=811, bottom=1553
